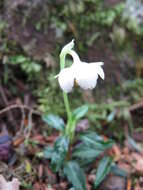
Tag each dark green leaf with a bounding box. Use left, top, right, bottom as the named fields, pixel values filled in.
left=73, top=145, right=102, bottom=159
left=79, top=131, right=114, bottom=150
left=51, top=151, right=63, bottom=172
left=73, top=105, right=88, bottom=120
left=44, top=146, right=54, bottom=159
left=64, top=161, right=86, bottom=190
left=54, top=136, right=69, bottom=153
left=51, top=136, right=69, bottom=172
left=111, top=164, right=127, bottom=178
left=94, top=156, right=112, bottom=188
left=44, top=136, right=69, bottom=172
left=80, top=131, right=103, bottom=142
left=42, top=114, right=65, bottom=131
left=77, top=158, right=95, bottom=168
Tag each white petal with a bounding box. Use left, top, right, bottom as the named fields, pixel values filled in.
left=74, top=63, right=98, bottom=90
left=58, top=67, right=74, bottom=93
left=90, top=62, right=105, bottom=80
left=68, top=50, right=81, bottom=63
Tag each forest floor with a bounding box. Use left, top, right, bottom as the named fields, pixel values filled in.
left=0, top=77, right=143, bottom=190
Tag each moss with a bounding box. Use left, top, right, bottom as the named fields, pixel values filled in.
left=1, top=0, right=143, bottom=118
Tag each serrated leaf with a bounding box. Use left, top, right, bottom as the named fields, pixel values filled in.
left=42, top=114, right=65, bottom=131
left=64, top=161, right=86, bottom=190
left=94, top=156, right=112, bottom=188
left=73, top=105, right=88, bottom=121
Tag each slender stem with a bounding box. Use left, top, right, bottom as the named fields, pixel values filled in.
left=60, top=54, right=66, bottom=69
left=60, top=54, right=72, bottom=138
left=60, top=54, right=71, bottom=120
left=63, top=92, right=71, bottom=122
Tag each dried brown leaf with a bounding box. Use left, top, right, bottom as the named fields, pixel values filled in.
left=131, top=153, right=143, bottom=175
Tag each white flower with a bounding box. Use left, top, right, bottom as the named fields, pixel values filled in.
left=58, top=50, right=105, bottom=93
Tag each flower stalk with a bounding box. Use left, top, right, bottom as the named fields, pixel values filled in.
left=60, top=52, right=74, bottom=141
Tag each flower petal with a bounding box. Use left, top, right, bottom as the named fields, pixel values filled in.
left=90, top=62, right=105, bottom=80
left=75, top=63, right=98, bottom=90
left=69, top=50, right=81, bottom=63
left=58, top=67, right=74, bottom=93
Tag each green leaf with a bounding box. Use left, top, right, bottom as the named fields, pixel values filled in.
left=9, top=55, right=27, bottom=64
left=80, top=131, right=103, bottom=142
left=94, top=156, right=112, bottom=188
left=73, top=105, right=88, bottom=121
left=79, top=131, right=114, bottom=151
left=127, top=136, right=142, bottom=152
left=44, top=146, right=54, bottom=159
left=51, top=136, right=69, bottom=172
left=73, top=144, right=102, bottom=159
left=51, top=151, right=63, bottom=172
left=44, top=137, right=69, bottom=172
left=107, top=110, right=116, bottom=122
left=111, top=164, right=127, bottom=178
left=64, top=161, right=86, bottom=190
left=54, top=136, right=69, bottom=153
left=42, top=114, right=65, bottom=131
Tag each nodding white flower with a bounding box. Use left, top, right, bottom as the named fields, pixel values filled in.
left=58, top=44, right=105, bottom=93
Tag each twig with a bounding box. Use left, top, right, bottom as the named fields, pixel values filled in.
left=24, top=109, right=33, bottom=138
left=0, top=104, right=42, bottom=117
left=0, top=83, right=15, bottom=123
left=129, top=99, right=143, bottom=112
left=19, top=106, right=26, bottom=134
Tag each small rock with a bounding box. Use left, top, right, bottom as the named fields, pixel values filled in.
left=0, top=135, right=13, bottom=162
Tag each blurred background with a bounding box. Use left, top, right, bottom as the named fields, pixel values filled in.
left=0, top=0, right=143, bottom=136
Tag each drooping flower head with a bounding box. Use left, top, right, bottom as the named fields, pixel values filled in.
left=58, top=40, right=105, bottom=93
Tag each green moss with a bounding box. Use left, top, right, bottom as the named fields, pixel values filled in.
left=1, top=0, right=143, bottom=119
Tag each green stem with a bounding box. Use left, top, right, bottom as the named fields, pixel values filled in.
left=60, top=54, right=65, bottom=69
left=63, top=92, right=71, bottom=122
left=60, top=54, right=72, bottom=139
